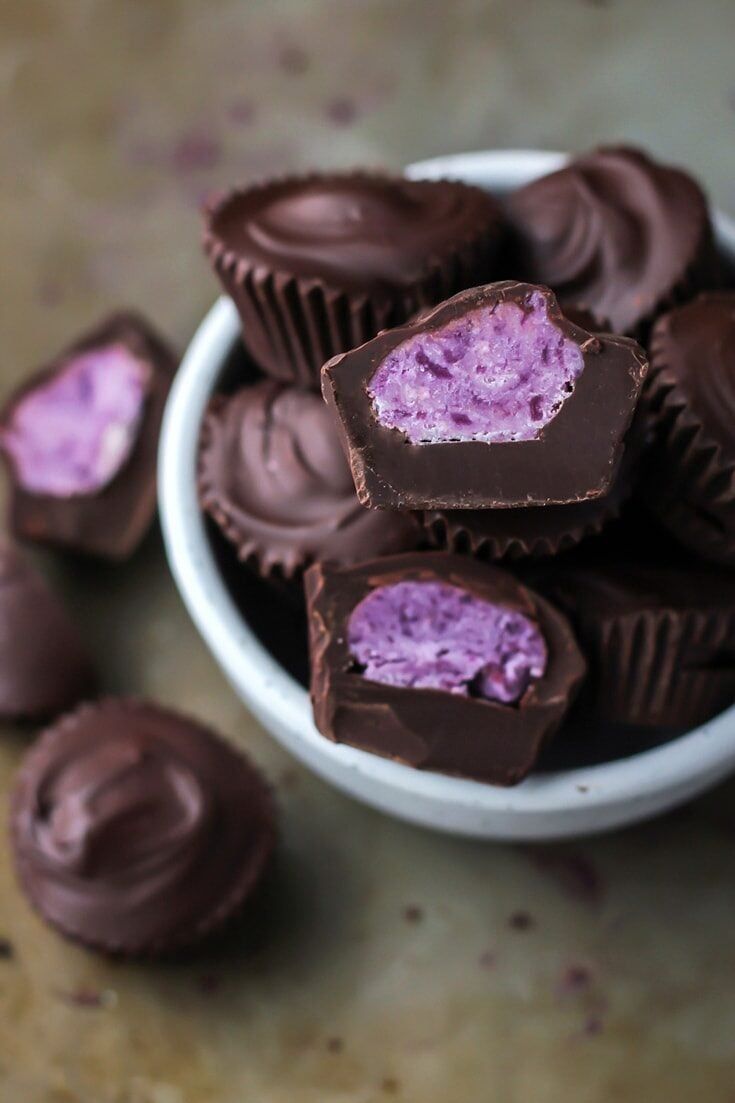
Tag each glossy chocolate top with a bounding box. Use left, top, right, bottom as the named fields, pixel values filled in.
left=11, top=700, right=275, bottom=954
left=198, top=382, right=419, bottom=576
left=507, top=146, right=711, bottom=334
left=205, top=172, right=502, bottom=295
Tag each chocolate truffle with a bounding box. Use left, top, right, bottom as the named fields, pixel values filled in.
left=535, top=562, right=735, bottom=731
left=506, top=146, right=715, bottom=336
left=203, top=172, right=504, bottom=387
left=0, top=543, right=95, bottom=719
left=11, top=699, right=275, bottom=956
left=198, top=381, right=420, bottom=577
left=305, top=552, right=586, bottom=785
left=644, top=293, right=735, bottom=565
left=322, top=282, right=647, bottom=510
left=0, top=313, right=178, bottom=560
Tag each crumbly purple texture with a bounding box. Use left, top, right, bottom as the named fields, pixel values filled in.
left=1, top=344, right=149, bottom=497
left=347, top=580, right=547, bottom=704
left=368, top=291, right=584, bottom=444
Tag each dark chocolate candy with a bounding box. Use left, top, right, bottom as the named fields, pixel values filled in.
left=305, top=552, right=586, bottom=785
left=11, top=699, right=275, bottom=956
left=0, top=313, right=178, bottom=560
left=535, top=561, right=735, bottom=730
left=203, top=172, right=504, bottom=386
left=643, top=293, right=735, bottom=565
left=322, top=281, right=647, bottom=510
left=0, top=542, right=95, bottom=719
left=506, top=146, right=715, bottom=336
left=198, top=382, right=420, bottom=577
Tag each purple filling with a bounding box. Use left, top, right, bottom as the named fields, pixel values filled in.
left=347, top=580, right=547, bottom=704
left=368, top=291, right=584, bottom=445
left=1, top=344, right=149, bottom=497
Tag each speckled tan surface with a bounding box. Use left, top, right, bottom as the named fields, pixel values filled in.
left=2, top=2, right=735, bottom=1100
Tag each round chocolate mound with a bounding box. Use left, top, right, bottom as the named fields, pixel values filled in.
left=644, top=292, right=735, bottom=564
left=11, top=699, right=275, bottom=955
left=198, top=382, right=419, bottom=577
left=507, top=146, right=713, bottom=336
left=0, top=542, right=95, bottom=718
left=203, top=172, right=504, bottom=385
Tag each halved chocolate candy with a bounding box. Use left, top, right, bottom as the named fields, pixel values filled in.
left=305, top=552, right=586, bottom=785
left=0, top=313, right=177, bottom=560
left=322, top=282, right=647, bottom=510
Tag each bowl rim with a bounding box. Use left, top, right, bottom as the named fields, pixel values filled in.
left=159, top=148, right=735, bottom=839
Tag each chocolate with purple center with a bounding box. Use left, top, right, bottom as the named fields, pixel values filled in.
left=347, top=580, right=547, bottom=703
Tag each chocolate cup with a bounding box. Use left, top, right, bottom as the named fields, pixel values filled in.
left=203, top=172, right=504, bottom=388
left=0, top=313, right=178, bottom=561
left=322, top=281, right=648, bottom=511
left=305, top=552, right=586, bottom=786
left=533, top=562, right=735, bottom=731
left=10, top=699, right=276, bottom=957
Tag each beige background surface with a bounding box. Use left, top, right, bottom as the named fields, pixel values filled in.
left=2, top=2, right=735, bottom=1100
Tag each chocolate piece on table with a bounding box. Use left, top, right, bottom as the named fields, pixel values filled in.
left=203, top=172, right=504, bottom=387
left=11, top=699, right=275, bottom=956
left=506, top=145, right=715, bottom=337
left=534, top=562, right=735, bottom=731
left=322, top=281, right=647, bottom=510
left=198, top=381, right=420, bottom=577
left=0, top=542, right=95, bottom=719
left=0, top=313, right=178, bottom=560
left=643, top=292, right=735, bottom=566
left=305, top=552, right=586, bottom=785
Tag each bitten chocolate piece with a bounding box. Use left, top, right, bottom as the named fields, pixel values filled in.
left=198, top=382, right=420, bottom=577
left=0, top=313, right=178, bottom=560
left=644, top=293, right=735, bottom=565
left=11, top=699, right=275, bottom=956
left=0, top=542, right=95, bottom=719
left=305, top=552, right=586, bottom=785
left=507, top=146, right=715, bottom=336
left=203, top=172, right=504, bottom=387
left=535, top=562, right=735, bottom=730
left=322, top=282, right=647, bottom=510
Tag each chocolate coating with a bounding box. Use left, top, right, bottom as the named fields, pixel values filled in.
left=507, top=146, right=713, bottom=335
left=11, top=700, right=275, bottom=955
left=198, top=382, right=419, bottom=577
left=0, top=313, right=178, bottom=560
left=0, top=543, right=95, bottom=718
left=306, top=552, right=586, bottom=785
left=322, top=281, right=648, bottom=510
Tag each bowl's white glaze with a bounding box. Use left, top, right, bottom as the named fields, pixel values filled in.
left=159, top=150, right=735, bottom=840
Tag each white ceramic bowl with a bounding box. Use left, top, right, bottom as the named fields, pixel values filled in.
left=159, top=149, right=735, bottom=841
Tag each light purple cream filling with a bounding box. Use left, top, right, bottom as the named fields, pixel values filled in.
left=347, top=580, right=547, bottom=704
left=1, top=344, right=149, bottom=497
left=368, top=291, right=584, bottom=444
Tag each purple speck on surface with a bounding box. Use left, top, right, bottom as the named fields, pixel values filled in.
left=57, top=987, right=106, bottom=1009
left=525, top=847, right=603, bottom=906
left=478, top=950, right=496, bottom=969
left=0, top=343, right=148, bottom=497
left=348, top=581, right=547, bottom=703
left=325, top=97, right=358, bottom=126
left=369, top=291, right=583, bottom=445
left=326, top=1036, right=344, bottom=1054
left=582, top=1014, right=604, bottom=1037
left=403, top=905, right=424, bottom=924
left=227, top=98, right=256, bottom=125
left=558, top=964, right=593, bottom=996
left=277, top=43, right=309, bottom=74
left=171, top=129, right=222, bottom=173
left=508, top=910, right=534, bottom=931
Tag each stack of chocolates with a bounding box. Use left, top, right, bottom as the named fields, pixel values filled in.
left=198, top=146, right=735, bottom=785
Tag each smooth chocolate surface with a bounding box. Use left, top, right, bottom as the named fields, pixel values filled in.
left=506, top=145, right=713, bottom=335
left=0, top=313, right=178, bottom=560
left=322, top=281, right=647, bottom=510
left=198, top=382, right=420, bottom=577
left=306, top=552, right=586, bottom=785
left=11, top=699, right=275, bottom=955
left=0, top=542, right=95, bottom=718
left=534, top=562, right=735, bottom=730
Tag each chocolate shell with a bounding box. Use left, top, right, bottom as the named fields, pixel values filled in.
left=506, top=145, right=715, bottom=337
left=305, top=552, right=586, bottom=785
left=197, top=382, right=420, bottom=577
left=322, top=281, right=648, bottom=510
left=10, top=699, right=276, bottom=956
left=0, top=313, right=178, bottom=560
left=203, top=172, right=504, bottom=387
